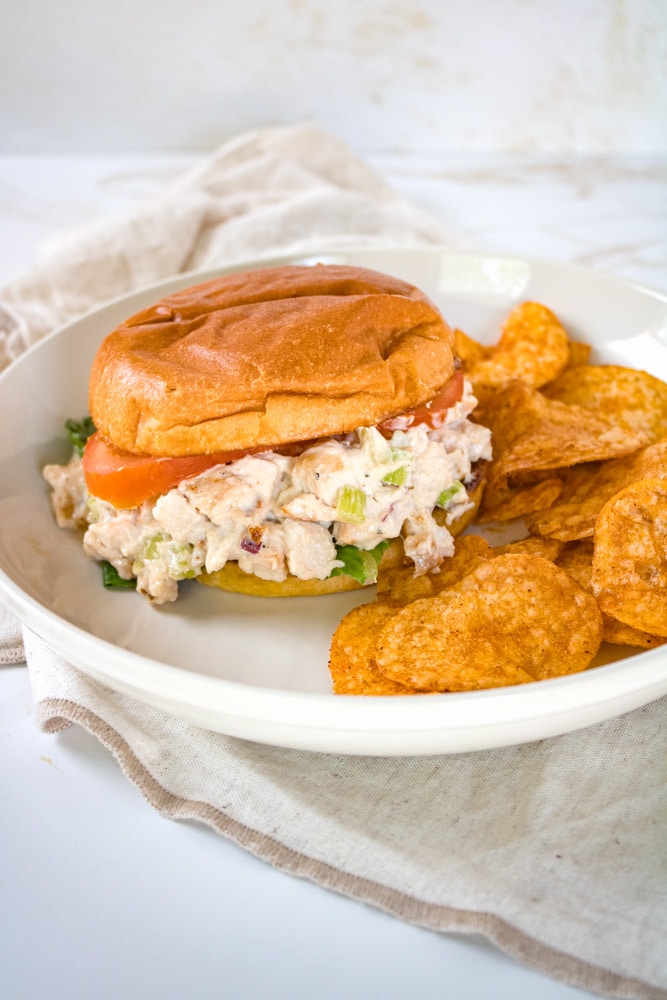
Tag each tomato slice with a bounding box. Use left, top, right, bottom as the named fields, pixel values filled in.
left=378, top=369, right=464, bottom=436
left=82, top=434, right=258, bottom=509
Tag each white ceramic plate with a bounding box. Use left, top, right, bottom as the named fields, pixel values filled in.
left=1, top=248, right=666, bottom=755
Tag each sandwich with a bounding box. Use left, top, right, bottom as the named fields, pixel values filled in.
left=44, top=263, right=492, bottom=604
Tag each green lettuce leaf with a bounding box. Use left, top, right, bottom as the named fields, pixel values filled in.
left=101, top=561, right=137, bottom=590
left=330, top=540, right=390, bottom=585
left=65, top=416, right=96, bottom=456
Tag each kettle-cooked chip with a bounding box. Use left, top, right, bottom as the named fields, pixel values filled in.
left=557, top=540, right=665, bottom=649
left=527, top=439, right=667, bottom=541
left=328, top=601, right=411, bottom=695
left=543, top=365, right=667, bottom=444
left=375, top=554, right=602, bottom=692
left=375, top=559, right=439, bottom=607
left=478, top=381, right=649, bottom=519
left=494, top=534, right=564, bottom=561
left=555, top=539, right=596, bottom=587
left=600, top=615, right=666, bottom=649
left=376, top=533, right=493, bottom=607
left=566, top=340, right=592, bottom=368
left=466, top=302, right=570, bottom=389
left=591, top=478, right=667, bottom=638
left=479, top=476, right=564, bottom=523
left=454, top=327, right=488, bottom=370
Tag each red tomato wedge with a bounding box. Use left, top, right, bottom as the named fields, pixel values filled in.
left=378, top=369, right=464, bottom=436
left=82, top=434, right=259, bottom=509
left=83, top=371, right=465, bottom=509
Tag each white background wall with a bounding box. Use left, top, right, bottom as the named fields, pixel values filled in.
left=1, top=0, right=666, bottom=155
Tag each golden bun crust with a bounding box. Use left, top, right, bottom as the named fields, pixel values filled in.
left=89, top=263, right=455, bottom=457
left=196, top=474, right=486, bottom=598
left=197, top=563, right=366, bottom=598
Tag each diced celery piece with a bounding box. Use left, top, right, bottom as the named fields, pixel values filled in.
left=335, top=485, right=367, bottom=524
left=382, top=465, right=409, bottom=487
left=167, top=543, right=197, bottom=580
left=132, top=533, right=166, bottom=573
left=358, top=425, right=392, bottom=464
left=133, top=533, right=196, bottom=579
left=137, top=533, right=167, bottom=565
left=86, top=497, right=101, bottom=523
left=436, top=481, right=465, bottom=508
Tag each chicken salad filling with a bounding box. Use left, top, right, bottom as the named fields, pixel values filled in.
left=44, top=380, right=492, bottom=604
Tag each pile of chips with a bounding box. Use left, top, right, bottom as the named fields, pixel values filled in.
left=329, top=302, right=667, bottom=695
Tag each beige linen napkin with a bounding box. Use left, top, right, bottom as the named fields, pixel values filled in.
left=1, top=125, right=666, bottom=1000
left=0, top=124, right=445, bottom=370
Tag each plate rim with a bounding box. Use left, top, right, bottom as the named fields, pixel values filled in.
left=3, top=244, right=667, bottom=379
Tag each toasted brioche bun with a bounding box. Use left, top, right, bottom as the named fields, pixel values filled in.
left=197, top=564, right=367, bottom=598
left=197, top=474, right=486, bottom=598
left=89, top=263, right=455, bottom=457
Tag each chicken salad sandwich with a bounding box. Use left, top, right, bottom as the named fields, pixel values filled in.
left=44, top=263, right=492, bottom=604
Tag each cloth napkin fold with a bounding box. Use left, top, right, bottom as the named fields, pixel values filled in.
left=0, top=124, right=445, bottom=370
left=1, top=125, right=665, bottom=1000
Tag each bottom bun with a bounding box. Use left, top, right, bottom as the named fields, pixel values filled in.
left=198, top=563, right=366, bottom=597
left=197, top=474, right=486, bottom=598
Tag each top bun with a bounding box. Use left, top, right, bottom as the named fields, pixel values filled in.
left=89, top=263, right=455, bottom=457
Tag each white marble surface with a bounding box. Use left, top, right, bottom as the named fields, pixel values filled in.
left=1, top=152, right=666, bottom=1000
left=3, top=1, right=667, bottom=156
left=1, top=152, right=665, bottom=292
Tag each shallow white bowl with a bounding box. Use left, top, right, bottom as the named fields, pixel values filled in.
left=1, top=247, right=666, bottom=755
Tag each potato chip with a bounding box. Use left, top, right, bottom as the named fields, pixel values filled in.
left=375, top=560, right=440, bottom=607
left=479, top=477, right=564, bottom=523
left=527, top=439, right=667, bottom=541
left=328, top=602, right=411, bottom=695
left=600, top=616, right=666, bottom=650
left=591, top=478, right=667, bottom=638
left=480, top=382, right=645, bottom=521
left=481, top=467, right=569, bottom=521
left=566, top=340, right=592, bottom=367
left=467, top=302, right=570, bottom=389
left=478, top=381, right=650, bottom=519
left=376, top=533, right=493, bottom=607
left=375, top=594, right=535, bottom=692
left=543, top=365, right=667, bottom=444
left=429, top=533, right=494, bottom=588
left=555, top=538, right=595, bottom=586
left=494, top=534, right=564, bottom=561
left=454, top=328, right=488, bottom=370
left=556, top=540, right=665, bottom=649
left=480, top=381, right=649, bottom=477
left=375, top=554, right=602, bottom=691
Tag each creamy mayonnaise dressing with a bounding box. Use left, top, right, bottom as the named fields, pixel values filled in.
left=43, top=380, right=491, bottom=604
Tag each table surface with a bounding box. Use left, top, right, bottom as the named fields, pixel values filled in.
left=1, top=150, right=665, bottom=1000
